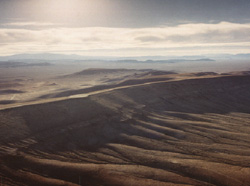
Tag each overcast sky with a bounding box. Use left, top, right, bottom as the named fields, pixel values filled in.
left=0, top=0, right=250, bottom=56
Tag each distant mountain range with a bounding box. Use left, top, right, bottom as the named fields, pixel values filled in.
left=0, top=53, right=85, bottom=61
left=0, top=61, right=51, bottom=68
left=116, top=58, right=215, bottom=63
left=0, top=53, right=249, bottom=62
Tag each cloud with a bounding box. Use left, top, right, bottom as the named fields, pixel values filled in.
left=0, top=22, right=250, bottom=56
left=135, top=36, right=165, bottom=42
left=134, top=22, right=250, bottom=44
left=3, top=22, right=55, bottom=27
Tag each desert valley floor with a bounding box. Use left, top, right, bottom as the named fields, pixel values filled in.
left=0, top=68, right=250, bottom=186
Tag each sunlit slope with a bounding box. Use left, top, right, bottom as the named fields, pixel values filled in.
left=1, top=75, right=250, bottom=186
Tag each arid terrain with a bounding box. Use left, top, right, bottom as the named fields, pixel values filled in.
left=1, top=67, right=250, bottom=186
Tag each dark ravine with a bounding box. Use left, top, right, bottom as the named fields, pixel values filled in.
left=0, top=74, right=250, bottom=185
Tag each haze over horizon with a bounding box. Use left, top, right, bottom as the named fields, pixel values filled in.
left=0, top=0, right=250, bottom=57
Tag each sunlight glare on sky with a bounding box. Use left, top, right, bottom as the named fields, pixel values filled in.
left=0, top=0, right=250, bottom=56
left=25, top=0, right=111, bottom=26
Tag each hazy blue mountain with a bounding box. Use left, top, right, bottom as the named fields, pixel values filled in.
left=0, top=53, right=249, bottom=62
left=0, top=53, right=85, bottom=61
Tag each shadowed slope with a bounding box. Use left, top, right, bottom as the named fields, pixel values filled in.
left=0, top=75, right=250, bottom=186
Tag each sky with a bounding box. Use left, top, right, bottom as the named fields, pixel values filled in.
left=0, top=0, right=250, bottom=57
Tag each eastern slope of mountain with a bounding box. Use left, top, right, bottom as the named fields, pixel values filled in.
left=0, top=73, right=250, bottom=186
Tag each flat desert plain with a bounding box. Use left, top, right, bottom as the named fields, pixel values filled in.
left=1, top=68, right=250, bottom=186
